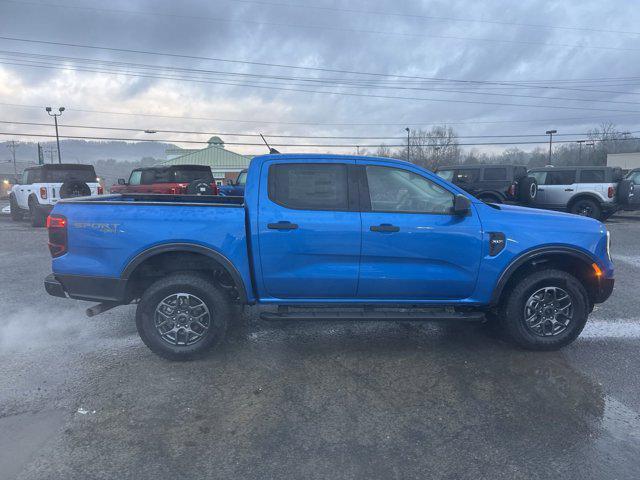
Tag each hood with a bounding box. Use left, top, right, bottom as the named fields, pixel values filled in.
left=477, top=202, right=605, bottom=235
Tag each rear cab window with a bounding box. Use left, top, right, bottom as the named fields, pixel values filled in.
left=43, top=165, right=96, bottom=183
left=268, top=163, right=349, bottom=210
left=454, top=169, right=480, bottom=184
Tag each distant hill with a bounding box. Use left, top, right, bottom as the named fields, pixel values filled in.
left=0, top=139, right=178, bottom=165
left=0, top=139, right=181, bottom=188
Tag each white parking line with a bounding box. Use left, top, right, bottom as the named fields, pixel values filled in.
left=612, top=254, right=640, bottom=268
left=581, top=320, right=640, bottom=339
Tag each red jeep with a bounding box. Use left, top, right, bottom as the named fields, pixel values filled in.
left=111, top=165, right=218, bottom=195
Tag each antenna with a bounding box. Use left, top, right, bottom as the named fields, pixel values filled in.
left=259, top=134, right=280, bottom=154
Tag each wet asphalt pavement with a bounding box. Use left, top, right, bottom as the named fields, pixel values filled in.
left=1, top=205, right=640, bottom=480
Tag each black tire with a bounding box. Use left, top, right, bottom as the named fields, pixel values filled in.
left=59, top=181, right=91, bottom=199
left=517, top=176, right=538, bottom=204
left=9, top=195, right=23, bottom=221
left=498, top=269, right=589, bottom=351
left=186, top=179, right=214, bottom=195
left=136, top=273, right=230, bottom=361
left=478, top=194, right=502, bottom=204
left=570, top=198, right=602, bottom=220
left=616, top=179, right=632, bottom=205
left=29, top=198, right=46, bottom=227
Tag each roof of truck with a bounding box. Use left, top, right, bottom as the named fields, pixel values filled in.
left=251, top=153, right=414, bottom=167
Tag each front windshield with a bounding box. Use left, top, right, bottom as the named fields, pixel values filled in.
left=236, top=171, right=247, bottom=185
left=436, top=169, right=454, bottom=181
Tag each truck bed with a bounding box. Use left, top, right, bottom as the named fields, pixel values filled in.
left=50, top=193, right=253, bottom=301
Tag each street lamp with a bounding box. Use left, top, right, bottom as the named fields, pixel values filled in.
left=46, top=106, right=65, bottom=164
left=545, top=129, right=557, bottom=166
left=405, top=127, right=410, bottom=162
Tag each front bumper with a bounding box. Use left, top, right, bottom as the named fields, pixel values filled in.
left=594, top=277, right=614, bottom=304
left=44, top=273, right=126, bottom=302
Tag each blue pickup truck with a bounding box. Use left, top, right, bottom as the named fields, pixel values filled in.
left=44, top=154, right=614, bottom=360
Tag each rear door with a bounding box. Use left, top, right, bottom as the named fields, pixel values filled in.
left=257, top=160, right=361, bottom=299
left=357, top=162, right=482, bottom=300
left=542, top=170, right=577, bottom=208
left=577, top=169, right=606, bottom=197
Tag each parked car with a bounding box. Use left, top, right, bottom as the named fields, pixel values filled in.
left=45, top=154, right=613, bottom=359
left=9, top=163, right=102, bottom=227
left=111, top=165, right=218, bottom=195
left=218, top=169, right=247, bottom=196
left=622, top=168, right=640, bottom=210
left=527, top=166, right=632, bottom=221
left=435, top=164, right=538, bottom=205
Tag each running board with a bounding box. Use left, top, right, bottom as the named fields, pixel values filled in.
left=260, top=307, right=485, bottom=322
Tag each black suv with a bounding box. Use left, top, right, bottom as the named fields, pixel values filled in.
left=435, top=164, right=537, bottom=204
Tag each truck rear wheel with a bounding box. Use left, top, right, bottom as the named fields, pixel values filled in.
left=9, top=195, right=23, bottom=221
left=498, top=269, right=589, bottom=350
left=136, top=273, right=230, bottom=361
left=29, top=199, right=46, bottom=227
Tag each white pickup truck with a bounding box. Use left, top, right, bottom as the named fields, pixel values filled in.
left=9, top=164, right=102, bottom=226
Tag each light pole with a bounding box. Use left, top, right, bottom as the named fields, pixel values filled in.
left=46, top=106, right=65, bottom=163
left=577, top=139, right=586, bottom=164
left=545, top=129, right=557, bottom=166
left=405, top=127, right=410, bottom=162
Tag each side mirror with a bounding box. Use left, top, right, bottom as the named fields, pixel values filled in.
left=453, top=194, right=471, bottom=215
left=117, top=178, right=126, bottom=185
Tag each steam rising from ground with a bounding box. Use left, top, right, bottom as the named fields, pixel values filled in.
left=0, top=305, right=137, bottom=354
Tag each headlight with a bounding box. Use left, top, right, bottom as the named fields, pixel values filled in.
left=606, top=230, right=611, bottom=261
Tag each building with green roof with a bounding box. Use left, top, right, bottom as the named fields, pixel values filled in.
left=161, top=137, right=251, bottom=185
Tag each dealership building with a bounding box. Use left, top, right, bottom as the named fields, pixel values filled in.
left=161, top=136, right=251, bottom=185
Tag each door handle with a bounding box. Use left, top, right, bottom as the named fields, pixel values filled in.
left=564, top=188, right=574, bottom=192
left=370, top=223, right=400, bottom=233
left=267, top=221, right=298, bottom=230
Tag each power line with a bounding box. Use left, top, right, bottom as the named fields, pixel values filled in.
left=3, top=49, right=640, bottom=100
left=1, top=130, right=638, bottom=148
left=2, top=101, right=640, bottom=128
left=4, top=57, right=640, bottom=114
left=2, top=1, right=639, bottom=52
left=2, top=119, right=636, bottom=140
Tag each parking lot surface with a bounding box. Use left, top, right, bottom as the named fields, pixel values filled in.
left=1, top=205, right=640, bottom=480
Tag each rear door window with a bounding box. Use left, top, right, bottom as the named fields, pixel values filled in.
left=483, top=167, right=507, bottom=181
left=579, top=170, right=605, bottom=183
left=43, top=167, right=96, bottom=183
left=172, top=168, right=213, bottom=183
left=545, top=170, right=576, bottom=185
left=268, top=163, right=349, bottom=211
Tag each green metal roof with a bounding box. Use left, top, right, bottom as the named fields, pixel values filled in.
left=159, top=143, right=251, bottom=170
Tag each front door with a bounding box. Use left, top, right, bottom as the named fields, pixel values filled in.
left=358, top=163, right=482, bottom=300
left=257, top=160, right=361, bottom=299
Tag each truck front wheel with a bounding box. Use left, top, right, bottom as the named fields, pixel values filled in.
left=499, top=269, right=589, bottom=350
left=136, top=273, right=230, bottom=360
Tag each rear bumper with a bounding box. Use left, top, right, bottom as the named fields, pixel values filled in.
left=44, top=273, right=126, bottom=302
left=594, top=277, right=614, bottom=304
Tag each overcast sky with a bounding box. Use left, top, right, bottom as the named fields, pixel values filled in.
left=1, top=0, right=640, bottom=156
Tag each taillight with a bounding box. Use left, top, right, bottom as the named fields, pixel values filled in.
left=608, top=186, right=615, bottom=198
left=507, top=184, right=516, bottom=197
left=97, top=185, right=104, bottom=195
left=40, top=186, right=47, bottom=199
left=47, top=214, right=68, bottom=258
left=211, top=183, right=218, bottom=195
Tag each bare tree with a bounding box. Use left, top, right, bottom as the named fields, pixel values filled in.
left=402, top=126, right=460, bottom=170
left=375, top=144, right=393, bottom=158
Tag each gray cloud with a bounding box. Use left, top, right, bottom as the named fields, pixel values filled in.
left=1, top=0, right=640, bottom=155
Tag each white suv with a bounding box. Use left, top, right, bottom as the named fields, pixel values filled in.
left=528, top=166, right=632, bottom=221
left=9, top=164, right=102, bottom=226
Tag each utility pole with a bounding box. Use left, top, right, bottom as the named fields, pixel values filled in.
left=7, top=140, right=19, bottom=175
left=545, top=129, right=557, bottom=166
left=46, top=106, right=65, bottom=163
left=577, top=139, right=586, bottom=164
left=405, top=127, right=410, bottom=162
